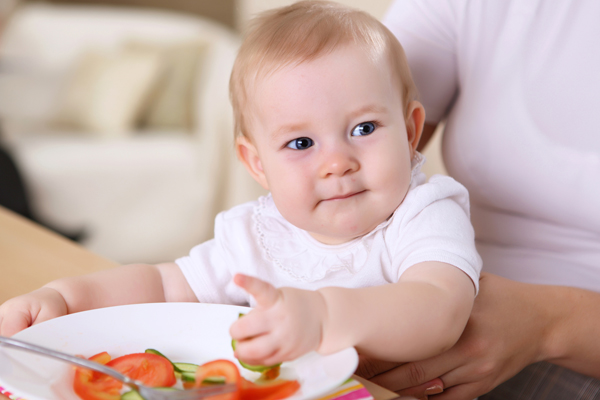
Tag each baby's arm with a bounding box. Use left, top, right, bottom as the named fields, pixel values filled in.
left=0, top=262, right=195, bottom=336
left=318, top=261, right=475, bottom=360
left=231, top=262, right=474, bottom=365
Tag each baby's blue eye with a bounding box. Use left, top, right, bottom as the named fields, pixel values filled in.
left=286, top=137, right=314, bottom=150
left=351, top=122, right=376, bottom=136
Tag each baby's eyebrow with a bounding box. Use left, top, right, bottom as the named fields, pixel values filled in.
left=348, top=104, right=388, bottom=119
left=271, top=122, right=310, bottom=141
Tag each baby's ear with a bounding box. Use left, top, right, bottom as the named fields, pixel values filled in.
left=405, top=101, right=426, bottom=157
left=236, top=136, right=269, bottom=190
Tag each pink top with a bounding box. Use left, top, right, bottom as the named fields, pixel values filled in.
left=385, top=0, right=600, bottom=291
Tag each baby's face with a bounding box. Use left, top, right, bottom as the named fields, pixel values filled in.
left=238, top=45, right=421, bottom=244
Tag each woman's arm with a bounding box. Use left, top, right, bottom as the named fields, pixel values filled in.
left=539, top=282, right=600, bottom=377
left=364, top=273, right=600, bottom=399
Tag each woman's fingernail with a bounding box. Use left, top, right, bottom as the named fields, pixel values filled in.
left=424, top=385, right=443, bottom=395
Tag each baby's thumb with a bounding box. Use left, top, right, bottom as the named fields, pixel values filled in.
left=234, top=274, right=279, bottom=308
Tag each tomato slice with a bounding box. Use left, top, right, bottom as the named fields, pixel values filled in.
left=73, top=352, right=176, bottom=400
left=73, top=352, right=121, bottom=400
left=88, top=352, right=111, bottom=365
left=261, top=366, right=280, bottom=381
left=194, top=359, right=241, bottom=400
left=240, top=379, right=300, bottom=400
left=107, top=353, right=176, bottom=387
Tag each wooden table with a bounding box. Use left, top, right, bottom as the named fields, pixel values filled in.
left=0, top=206, right=401, bottom=400
left=0, top=205, right=118, bottom=303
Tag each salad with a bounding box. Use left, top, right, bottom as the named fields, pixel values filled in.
left=73, top=349, right=300, bottom=400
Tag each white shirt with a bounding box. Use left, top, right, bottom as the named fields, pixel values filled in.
left=384, top=0, right=600, bottom=291
left=176, top=155, right=481, bottom=306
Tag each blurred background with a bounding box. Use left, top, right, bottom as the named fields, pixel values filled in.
left=0, top=0, right=445, bottom=265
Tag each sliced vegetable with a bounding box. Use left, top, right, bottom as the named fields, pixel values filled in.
left=120, top=391, right=144, bottom=400
left=231, top=314, right=281, bottom=376
left=174, top=362, right=226, bottom=385
left=193, top=359, right=241, bottom=400
left=240, top=379, right=301, bottom=400
left=121, top=387, right=179, bottom=400
left=145, top=348, right=185, bottom=374
left=73, top=352, right=121, bottom=400
left=107, top=353, right=176, bottom=388
left=260, top=366, right=281, bottom=381
left=231, top=339, right=281, bottom=377
left=74, top=351, right=298, bottom=400
left=173, top=362, right=199, bottom=373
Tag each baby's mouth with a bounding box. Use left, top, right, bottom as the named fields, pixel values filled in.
left=323, top=190, right=366, bottom=202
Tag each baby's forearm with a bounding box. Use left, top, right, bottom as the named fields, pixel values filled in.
left=317, top=263, right=474, bottom=361
left=43, top=264, right=167, bottom=314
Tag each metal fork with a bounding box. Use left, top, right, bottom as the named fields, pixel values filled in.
left=0, top=335, right=236, bottom=400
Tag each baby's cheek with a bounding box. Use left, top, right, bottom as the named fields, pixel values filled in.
left=271, top=190, right=310, bottom=222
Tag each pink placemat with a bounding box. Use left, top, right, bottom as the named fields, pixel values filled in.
left=1, top=378, right=373, bottom=400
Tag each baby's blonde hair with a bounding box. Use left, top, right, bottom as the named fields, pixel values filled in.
left=230, top=0, right=418, bottom=139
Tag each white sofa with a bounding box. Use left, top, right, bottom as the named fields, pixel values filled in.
left=0, top=3, right=265, bottom=264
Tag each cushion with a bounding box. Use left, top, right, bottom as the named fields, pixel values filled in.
left=52, top=46, right=162, bottom=137
left=134, top=41, right=209, bottom=131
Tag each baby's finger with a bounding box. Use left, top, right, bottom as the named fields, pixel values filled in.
left=230, top=309, right=271, bottom=341
left=234, top=274, right=280, bottom=308
left=234, top=334, right=281, bottom=367
left=0, top=309, right=32, bottom=336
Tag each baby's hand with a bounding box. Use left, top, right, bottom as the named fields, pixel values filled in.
left=230, top=274, right=326, bottom=366
left=0, top=288, right=68, bottom=336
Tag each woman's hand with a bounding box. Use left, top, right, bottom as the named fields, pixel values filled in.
left=356, top=356, right=445, bottom=398
left=230, top=274, right=326, bottom=366
left=366, top=273, right=552, bottom=399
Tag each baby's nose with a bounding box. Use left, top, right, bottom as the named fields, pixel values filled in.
left=319, top=148, right=359, bottom=178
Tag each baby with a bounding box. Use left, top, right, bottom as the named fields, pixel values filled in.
left=0, top=1, right=481, bottom=367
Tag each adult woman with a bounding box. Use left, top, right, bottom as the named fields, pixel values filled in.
left=362, top=0, right=600, bottom=399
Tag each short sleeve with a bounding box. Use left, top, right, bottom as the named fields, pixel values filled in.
left=390, top=176, right=482, bottom=292
left=175, top=213, right=249, bottom=305
left=383, top=0, right=459, bottom=123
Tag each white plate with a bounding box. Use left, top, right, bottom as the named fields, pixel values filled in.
left=0, top=303, right=358, bottom=400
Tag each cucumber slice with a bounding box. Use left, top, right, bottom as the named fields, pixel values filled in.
left=203, top=376, right=227, bottom=385
left=174, top=362, right=199, bottom=383
left=121, top=388, right=178, bottom=400
left=121, top=391, right=144, bottom=400
left=231, top=316, right=281, bottom=373
left=145, top=348, right=184, bottom=373
left=181, top=370, right=196, bottom=382
left=179, top=369, right=226, bottom=384
left=173, top=362, right=199, bottom=373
